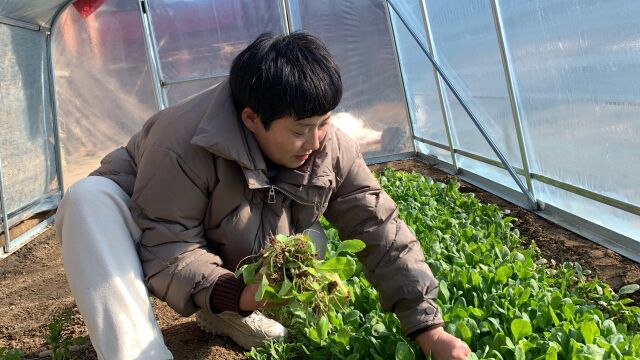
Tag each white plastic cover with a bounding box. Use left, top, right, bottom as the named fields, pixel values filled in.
left=500, top=0, right=640, bottom=212
left=421, top=0, right=522, bottom=168
left=167, top=77, right=225, bottom=106
left=391, top=0, right=525, bottom=189
left=498, top=0, right=640, bottom=241
left=395, top=0, right=640, bottom=242
left=389, top=1, right=450, bottom=163
left=149, top=0, right=284, bottom=83
left=293, top=0, right=413, bottom=157
left=53, top=0, right=157, bottom=187
left=0, top=25, right=59, bottom=222
left=0, top=0, right=70, bottom=27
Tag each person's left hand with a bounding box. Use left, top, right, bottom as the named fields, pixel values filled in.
left=415, top=326, right=471, bottom=359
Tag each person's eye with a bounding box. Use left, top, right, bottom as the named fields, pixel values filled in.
left=293, top=130, right=306, bottom=136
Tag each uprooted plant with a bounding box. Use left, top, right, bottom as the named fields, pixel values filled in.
left=236, top=233, right=365, bottom=322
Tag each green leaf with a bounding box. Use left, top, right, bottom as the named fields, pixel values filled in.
left=277, top=274, right=292, bottom=298
left=439, top=280, right=450, bottom=303
left=238, top=262, right=259, bottom=283
left=307, top=328, right=321, bottom=343
left=496, top=265, right=513, bottom=283
left=318, top=257, right=357, bottom=279
left=515, top=344, right=526, bottom=360
left=573, top=344, right=605, bottom=359
left=511, top=318, right=532, bottom=342
left=371, top=323, right=386, bottom=336
left=255, top=275, right=268, bottom=301
left=394, top=342, right=415, bottom=360
left=296, top=291, right=315, bottom=303
left=275, top=234, right=289, bottom=242
left=580, top=320, right=599, bottom=345
left=458, top=321, right=472, bottom=344
left=601, top=319, right=616, bottom=337
left=545, top=343, right=559, bottom=360
left=619, top=284, right=640, bottom=295
left=317, top=315, right=329, bottom=340
left=343, top=310, right=360, bottom=325
left=549, top=305, right=560, bottom=327
left=337, top=239, right=366, bottom=254
left=333, top=327, right=351, bottom=346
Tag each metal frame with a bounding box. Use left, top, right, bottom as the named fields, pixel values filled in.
left=0, top=157, right=10, bottom=252
left=417, top=153, right=640, bottom=264
left=0, top=16, right=42, bottom=31
left=162, top=73, right=227, bottom=87
left=279, top=0, right=293, bottom=34
left=385, top=0, right=537, bottom=210
left=138, top=0, right=168, bottom=110
left=488, top=0, right=534, bottom=196
left=417, top=0, right=459, bottom=173
left=0, top=10, right=66, bottom=254
left=0, top=217, right=54, bottom=260
left=383, top=1, right=417, bottom=155
left=48, top=19, right=66, bottom=195
left=414, top=137, right=640, bottom=217
left=3, top=194, right=59, bottom=229
left=365, top=151, right=415, bottom=166
left=139, top=0, right=298, bottom=108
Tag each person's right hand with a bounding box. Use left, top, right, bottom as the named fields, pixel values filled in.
left=416, top=326, right=471, bottom=359
left=238, top=281, right=288, bottom=312
left=238, top=283, right=266, bottom=312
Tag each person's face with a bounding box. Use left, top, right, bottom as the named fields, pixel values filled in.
left=241, top=109, right=331, bottom=169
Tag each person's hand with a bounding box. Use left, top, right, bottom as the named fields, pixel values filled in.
left=415, top=326, right=471, bottom=359
left=238, top=282, right=288, bottom=312
left=238, top=283, right=266, bottom=312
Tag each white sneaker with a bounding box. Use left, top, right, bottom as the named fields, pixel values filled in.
left=196, top=310, right=287, bottom=349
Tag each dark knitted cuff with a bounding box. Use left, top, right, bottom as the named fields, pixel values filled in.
left=210, top=273, right=251, bottom=316
left=407, top=323, right=444, bottom=340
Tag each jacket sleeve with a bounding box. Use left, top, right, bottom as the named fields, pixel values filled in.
left=130, top=146, right=231, bottom=316
left=323, top=151, right=444, bottom=336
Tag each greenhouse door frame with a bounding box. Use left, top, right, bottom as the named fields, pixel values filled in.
left=0, top=9, right=67, bottom=258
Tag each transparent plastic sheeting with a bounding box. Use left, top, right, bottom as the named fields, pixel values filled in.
left=391, top=0, right=523, bottom=168
left=53, top=0, right=157, bottom=188
left=167, top=77, right=225, bottom=106
left=390, top=6, right=449, bottom=149
left=0, top=25, right=59, bottom=227
left=149, top=0, right=284, bottom=83
left=393, top=0, right=640, bottom=241
left=294, top=0, right=413, bottom=156
left=416, top=143, right=451, bottom=165
left=499, top=0, right=640, bottom=209
left=0, top=0, right=70, bottom=27
left=534, top=180, right=639, bottom=246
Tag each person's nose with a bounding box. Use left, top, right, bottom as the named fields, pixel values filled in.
left=304, top=127, right=322, bottom=152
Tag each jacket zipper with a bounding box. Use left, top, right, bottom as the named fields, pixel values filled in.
left=268, top=185, right=276, bottom=204
left=264, top=184, right=313, bottom=206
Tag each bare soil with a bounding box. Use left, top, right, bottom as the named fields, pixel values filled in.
left=1, top=159, right=638, bottom=359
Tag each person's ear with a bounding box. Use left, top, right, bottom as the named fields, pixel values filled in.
left=241, top=107, right=262, bottom=133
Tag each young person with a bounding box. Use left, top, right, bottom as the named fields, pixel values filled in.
left=56, top=32, right=470, bottom=359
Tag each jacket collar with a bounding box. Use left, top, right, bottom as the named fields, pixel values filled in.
left=190, top=81, right=334, bottom=191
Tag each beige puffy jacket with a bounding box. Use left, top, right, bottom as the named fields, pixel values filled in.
left=91, top=81, right=443, bottom=335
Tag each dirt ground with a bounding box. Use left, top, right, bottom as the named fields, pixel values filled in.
left=1, top=159, right=638, bottom=359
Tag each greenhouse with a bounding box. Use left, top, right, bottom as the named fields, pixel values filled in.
left=1, top=0, right=639, bottom=359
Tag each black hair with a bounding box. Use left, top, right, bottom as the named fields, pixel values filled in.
left=229, top=32, right=343, bottom=129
